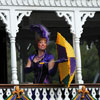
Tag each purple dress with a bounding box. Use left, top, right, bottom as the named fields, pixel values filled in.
left=25, top=52, right=54, bottom=84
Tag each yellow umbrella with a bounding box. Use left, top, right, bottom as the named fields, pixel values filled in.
left=56, top=32, right=76, bottom=88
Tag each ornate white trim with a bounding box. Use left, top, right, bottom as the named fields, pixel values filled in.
left=0, top=11, right=10, bottom=33
left=16, top=11, right=32, bottom=33
left=0, top=0, right=100, bottom=7
left=0, top=10, right=32, bottom=37
left=80, top=11, right=95, bottom=34
left=56, top=11, right=95, bottom=37
left=56, top=11, right=75, bottom=34
left=81, top=11, right=95, bottom=27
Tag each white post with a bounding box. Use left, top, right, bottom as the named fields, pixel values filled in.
left=10, top=37, right=19, bottom=84
left=73, top=11, right=95, bottom=84
left=56, top=11, right=84, bottom=84
left=9, top=9, right=19, bottom=84
left=73, top=10, right=84, bottom=84
left=74, top=36, right=83, bottom=84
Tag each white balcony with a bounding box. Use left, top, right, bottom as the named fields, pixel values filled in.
left=0, top=83, right=100, bottom=100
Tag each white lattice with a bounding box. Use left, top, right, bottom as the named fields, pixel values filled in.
left=6, top=89, right=11, bottom=97
left=27, top=88, right=32, bottom=99
left=64, top=88, right=70, bottom=100
left=35, top=88, right=40, bottom=100
left=57, top=88, right=63, bottom=100
left=0, top=89, right=3, bottom=100
left=49, top=88, right=55, bottom=100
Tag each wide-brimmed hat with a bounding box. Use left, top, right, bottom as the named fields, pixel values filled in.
left=31, top=24, right=50, bottom=43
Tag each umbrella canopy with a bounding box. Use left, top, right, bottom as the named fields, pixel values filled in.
left=56, top=32, right=76, bottom=88
left=72, top=86, right=96, bottom=100
left=5, top=86, right=31, bottom=100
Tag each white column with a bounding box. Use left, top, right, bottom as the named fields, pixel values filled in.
left=9, top=9, right=19, bottom=84
left=56, top=11, right=84, bottom=84
left=10, top=37, right=19, bottom=84
left=73, top=11, right=84, bottom=84
left=74, top=36, right=83, bottom=84
left=73, top=11, right=95, bottom=84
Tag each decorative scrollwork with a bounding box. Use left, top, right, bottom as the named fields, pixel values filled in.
left=56, top=11, right=95, bottom=36
left=80, top=11, right=95, bottom=27
left=56, top=11, right=75, bottom=34
left=0, top=11, right=10, bottom=34
left=0, top=0, right=100, bottom=7
left=16, top=11, right=32, bottom=33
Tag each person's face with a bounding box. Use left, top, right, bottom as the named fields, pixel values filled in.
left=37, top=38, right=47, bottom=51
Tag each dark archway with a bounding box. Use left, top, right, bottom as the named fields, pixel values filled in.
left=81, top=12, right=100, bottom=83
left=0, top=20, right=8, bottom=83
left=16, top=11, right=72, bottom=83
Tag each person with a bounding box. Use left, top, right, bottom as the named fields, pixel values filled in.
left=25, top=24, right=66, bottom=84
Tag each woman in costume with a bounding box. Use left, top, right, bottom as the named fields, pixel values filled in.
left=25, top=24, right=65, bottom=84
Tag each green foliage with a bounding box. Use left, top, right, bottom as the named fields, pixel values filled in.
left=81, top=41, right=99, bottom=83
left=47, top=41, right=57, bottom=59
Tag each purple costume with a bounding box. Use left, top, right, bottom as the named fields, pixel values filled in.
left=25, top=52, right=54, bottom=84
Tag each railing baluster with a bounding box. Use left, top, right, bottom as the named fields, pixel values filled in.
left=57, top=88, right=63, bottom=100
left=6, top=88, right=11, bottom=97
left=35, top=88, right=40, bottom=100
left=91, top=88, right=96, bottom=99
left=64, top=88, right=70, bottom=100
left=98, top=88, right=100, bottom=100
left=27, top=88, right=32, bottom=99
left=72, top=88, right=77, bottom=99
left=49, top=88, right=55, bottom=100
left=0, top=89, right=3, bottom=100
left=42, top=88, right=48, bottom=100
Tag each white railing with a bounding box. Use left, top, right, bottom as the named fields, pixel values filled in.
left=0, top=0, right=100, bottom=7
left=0, top=84, right=100, bottom=100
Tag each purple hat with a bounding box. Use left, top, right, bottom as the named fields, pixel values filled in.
left=31, top=24, right=50, bottom=43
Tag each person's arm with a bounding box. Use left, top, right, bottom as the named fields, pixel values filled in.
left=48, top=59, right=57, bottom=76
left=48, top=58, right=67, bottom=76
left=24, top=59, right=34, bottom=73
left=26, top=59, right=32, bottom=67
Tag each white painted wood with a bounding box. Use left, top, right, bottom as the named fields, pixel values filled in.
left=65, top=0, right=71, bottom=6
left=6, top=89, right=11, bottom=97
left=0, top=11, right=10, bottom=33
left=71, top=0, right=76, bottom=6
left=0, top=89, right=3, bottom=100
left=98, top=88, right=100, bottom=100
left=0, top=0, right=99, bottom=6
left=72, top=88, right=77, bottom=99
left=27, top=88, right=32, bottom=99
left=97, top=0, right=100, bottom=6
left=22, top=0, right=28, bottom=5
left=35, top=88, right=40, bottom=100
left=55, top=0, right=60, bottom=6
left=6, top=0, right=12, bottom=5
left=39, top=0, right=45, bottom=6
left=91, top=88, right=96, bottom=99
left=87, top=0, right=92, bottom=6
left=44, top=0, right=50, bottom=6
left=64, top=88, right=70, bottom=100
left=9, top=9, right=19, bottom=84
left=33, top=0, right=39, bottom=6
left=57, top=88, right=63, bottom=100
left=28, top=0, right=34, bottom=5
left=0, top=87, right=100, bottom=100
left=60, top=0, right=66, bottom=6
left=49, top=88, right=55, bottom=100
left=42, top=88, right=48, bottom=100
